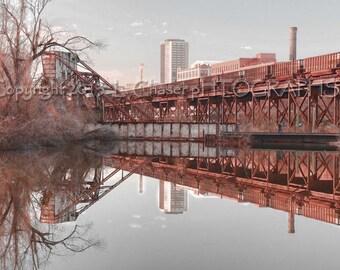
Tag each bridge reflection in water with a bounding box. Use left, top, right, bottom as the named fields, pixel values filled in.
left=41, top=141, right=340, bottom=234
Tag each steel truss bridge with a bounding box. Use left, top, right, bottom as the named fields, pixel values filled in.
left=40, top=144, right=340, bottom=233
left=42, top=52, right=340, bottom=135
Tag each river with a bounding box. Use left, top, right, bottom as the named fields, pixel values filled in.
left=1, top=142, right=340, bottom=270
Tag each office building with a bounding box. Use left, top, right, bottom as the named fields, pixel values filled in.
left=211, top=53, right=276, bottom=75
left=160, top=39, right=189, bottom=83
left=177, top=60, right=222, bottom=81
left=159, top=181, right=188, bottom=214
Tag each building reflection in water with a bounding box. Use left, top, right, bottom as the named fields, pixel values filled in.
left=0, top=148, right=103, bottom=270
left=105, top=141, right=340, bottom=234
left=2, top=141, right=340, bottom=268
left=36, top=142, right=340, bottom=234
left=159, top=181, right=188, bottom=214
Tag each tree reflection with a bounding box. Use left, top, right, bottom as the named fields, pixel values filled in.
left=0, top=147, right=103, bottom=269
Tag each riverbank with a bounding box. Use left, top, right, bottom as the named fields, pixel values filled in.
left=0, top=96, right=100, bottom=150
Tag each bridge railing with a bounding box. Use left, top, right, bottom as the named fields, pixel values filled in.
left=303, top=52, right=340, bottom=73
left=272, top=60, right=299, bottom=78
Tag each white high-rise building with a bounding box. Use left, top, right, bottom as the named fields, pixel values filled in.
left=160, top=39, right=189, bottom=83
left=159, top=181, right=188, bottom=214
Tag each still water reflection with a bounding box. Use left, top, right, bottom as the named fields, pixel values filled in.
left=2, top=142, right=340, bottom=269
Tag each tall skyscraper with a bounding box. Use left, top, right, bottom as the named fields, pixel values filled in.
left=159, top=181, right=188, bottom=214
left=160, top=39, right=189, bottom=83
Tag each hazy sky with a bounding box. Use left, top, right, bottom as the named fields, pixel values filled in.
left=44, top=0, right=340, bottom=85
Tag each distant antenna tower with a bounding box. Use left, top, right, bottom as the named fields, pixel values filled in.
left=139, top=63, right=144, bottom=82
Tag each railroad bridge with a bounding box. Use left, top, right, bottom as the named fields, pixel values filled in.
left=38, top=143, right=340, bottom=233
left=37, top=52, right=340, bottom=232
left=42, top=51, right=340, bottom=140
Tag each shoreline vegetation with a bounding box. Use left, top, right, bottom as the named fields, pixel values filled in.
left=0, top=0, right=105, bottom=151
left=0, top=95, right=111, bottom=150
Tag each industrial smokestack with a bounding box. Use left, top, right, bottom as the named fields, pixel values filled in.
left=289, top=27, right=297, bottom=61
left=288, top=198, right=295, bottom=234
left=288, top=210, right=295, bottom=234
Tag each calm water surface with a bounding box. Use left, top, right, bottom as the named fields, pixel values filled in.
left=1, top=142, right=340, bottom=270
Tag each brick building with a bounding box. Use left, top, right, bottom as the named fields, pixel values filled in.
left=211, top=53, right=276, bottom=75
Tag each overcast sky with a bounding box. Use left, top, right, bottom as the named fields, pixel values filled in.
left=44, top=0, right=340, bottom=85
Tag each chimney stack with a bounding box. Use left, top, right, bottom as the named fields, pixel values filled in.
left=289, top=27, right=297, bottom=61
left=288, top=198, right=296, bottom=234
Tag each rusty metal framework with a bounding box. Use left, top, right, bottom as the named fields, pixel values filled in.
left=40, top=157, right=148, bottom=224
left=106, top=53, right=340, bottom=133
left=107, top=150, right=340, bottom=197
left=42, top=52, right=154, bottom=122
left=41, top=51, right=340, bottom=134
left=103, top=81, right=340, bottom=134
left=39, top=147, right=340, bottom=230
left=104, top=149, right=340, bottom=228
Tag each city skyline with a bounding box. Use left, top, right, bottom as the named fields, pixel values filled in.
left=44, top=0, right=340, bottom=85
left=1, top=1, right=340, bottom=269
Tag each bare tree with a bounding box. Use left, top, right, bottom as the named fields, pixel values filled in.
left=0, top=0, right=103, bottom=148
left=0, top=0, right=103, bottom=89
left=0, top=149, right=103, bottom=270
